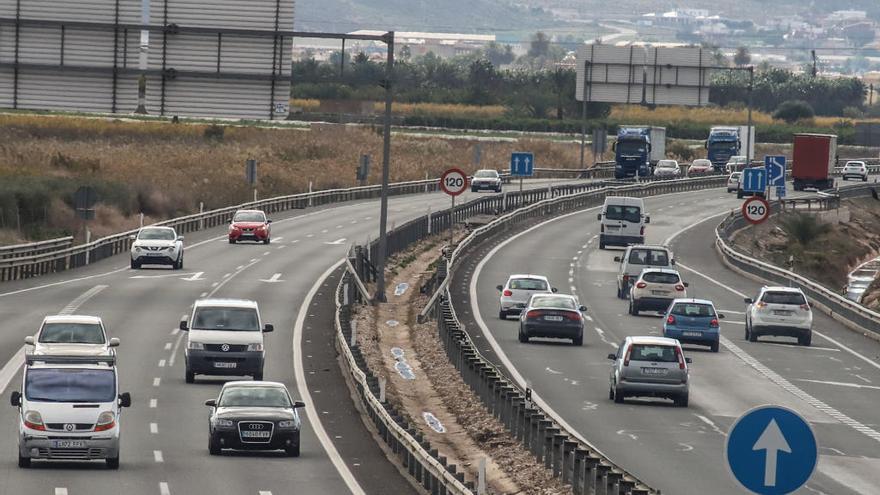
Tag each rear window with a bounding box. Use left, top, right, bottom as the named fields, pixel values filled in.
left=629, top=344, right=677, bottom=363
left=628, top=249, right=669, bottom=266
left=39, top=323, right=105, bottom=344
left=670, top=303, right=715, bottom=317
left=192, top=307, right=260, bottom=331
left=761, top=292, right=807, bottom=305
left=531, top=296, right=576, bottom=309
left=642, top=272, right=679, bottom=284
left=510, top=279, right=548, bottom=291
left=605, top=205, right=641, bottom=223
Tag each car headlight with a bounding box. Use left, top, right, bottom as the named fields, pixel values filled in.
left=215, top=419, right=234, bottom=427
left=278, top=420, right=298, bottom=428
left=24, top=410, right=45, bottom=431
left=246, top=343, right=263, bottom=352
left=188, top=341, right=204, bottom=350
left=95, top=411, right=116, bottom=432
left=132, top=246, right=142, bottom=252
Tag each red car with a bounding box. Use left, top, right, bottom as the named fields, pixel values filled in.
left=228, top=210, right=272, bottom=244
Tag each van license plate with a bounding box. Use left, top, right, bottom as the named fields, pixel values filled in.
left=52, top=440, right=86, bottom=448
left=641, top=368, right=667, bottom=376
left=214, top=362, right=237, bottom=368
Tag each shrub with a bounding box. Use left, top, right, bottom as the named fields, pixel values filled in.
left=203, top=124, right=225, bottom=141
left=842, top=106, right=864, bottom=119
left=667, top=141, right=696, bottom=162
left=773, top=100, right=815, bottom=124
left=780, top=213, right=831, bottom=247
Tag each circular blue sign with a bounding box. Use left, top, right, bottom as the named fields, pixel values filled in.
left=725, top=405, right=818, bottom=495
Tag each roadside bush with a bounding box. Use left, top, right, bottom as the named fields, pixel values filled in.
left=773, top=100, right=815, bottom=124
left=667, top=141, right=696, bottom=162
left=842, top=106, right=864, bottom=119
left=780, top=213, right=831, bottom=247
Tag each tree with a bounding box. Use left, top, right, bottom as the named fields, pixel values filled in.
left=528, top=32, right=551, bottom=59
left=467, top=59, right=497, bottom=105
left=734, top=46, right=751, bottom=67
left=483, top=42, right=514, bottom=67
left=400, top=45, right=412, bottom=62
left=773, top=100, right=814, bottom=123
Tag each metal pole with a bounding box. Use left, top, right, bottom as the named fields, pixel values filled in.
left=519, top=177, right=523, bottom=195
left=747, top=67, right=754, bottom=164
left=374, top=31, right=395, bottom=303
left=579, top=100, right=587, bottom=169
left=449, top=194, right=455, bottom=248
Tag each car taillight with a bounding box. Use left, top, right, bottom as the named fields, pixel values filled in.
left=756, top=302, right=766, bottom=309
left=675, top=284, right=685, bottom=291
left=24, top=410, right=45, bottom=431
left=636, top=282, right=647, bottom=289
left=675, top=347, right=686, bottom=370
left=710, top=319, right=719, bottom=327
left=623, top=347, right=632, bottom=366
left=800, top=304, right=810, bottom=311
left=95, top=411, right=116, bottom=432
left=565, top=312, right=581, bottom=321
left=666, top=315, right=676, bottom=325
left=526, top=310, right=543, bottom=319
left=503, top=289, right=513, bottom=297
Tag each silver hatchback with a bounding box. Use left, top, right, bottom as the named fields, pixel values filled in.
left=608, top=336, right=692, bottom=407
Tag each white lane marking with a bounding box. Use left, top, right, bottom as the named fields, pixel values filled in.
left=181, top=272, right=205, bottom=281
left=55, top=489, right=67, bottom=495
left=259, top=273, right=284, bottom=283
left=199, top=292, right=207, bottom=297
left=168, top=332, right=185, bottom=367
left=259, top=492, right=272, bottom=495
left=158, top=359, right=166, bottom=368
left=150, top=423, right=158, bottom=434
left=276, top=245, right=286, bottom=250
left=324, top=238, right=347, bottom=245
left=306, top=234, right=314, bottom=238
left=719, top=309, right=745, bottom=315
left=696, top=414, right=727, bottom=437
left=159, top=482, right=171, bottom=495
left=170, top=327, right=180, bottom=336
left=336, top=225, right=343, bottom=229
left=131, top=272, right=200, bottom=280
left=150, top=399, right=157, bottom=408
left=797, top=379, right=880, bottom=391
left=350, top=220, right=357, bottom=224
left=293, top=259, right=366, bottom=495
left=223, top=273, right=231, bottom=278
left=321, top=229, right=328, bottom=233
left=207, top=259, right=261, bottom=298
left=211, top=282, right=219, bottom=288
left=290, top=240, right=299, bottom=244
left=154, top=450, right=164, bottom=462
left=236, top=265, right=244, bottom=270
left=263, top=251, right=270, bottom=256
left=273, top=237, right=284, bottom=243
left=0, top=346, right=25, bottom=394
left=762, top=342, right=839, bottom=352
left=0, top=267, right=127, bottom=299
left=153, top=377, right=161, bottom=387
left=59, top=285, right=108, bottom=315
left=164, top=343, right=172, bottom=351
left=854, top=374, right=872, bottom=384
left=585, top=315, right=593, bottom=321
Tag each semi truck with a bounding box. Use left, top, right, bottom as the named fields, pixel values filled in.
left=792, top=133, right=837, bottom=191
left=705, top=125, right=755, bottom=171
left=612, top=126, right=666, bottom=179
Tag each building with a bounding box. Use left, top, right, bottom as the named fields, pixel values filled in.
left=346, top=30, right=496, bottom=59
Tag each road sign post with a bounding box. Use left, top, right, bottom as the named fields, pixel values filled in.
left=510, top=152, right=534, bottom=194
left=726, top=405, right=818, bottom=494
left=439, top=168, right=468, bottom=248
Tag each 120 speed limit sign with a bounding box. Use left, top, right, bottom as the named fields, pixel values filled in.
left=439, top=168, right=468, bottom=196
left=742, top=196, right=770, bottom=224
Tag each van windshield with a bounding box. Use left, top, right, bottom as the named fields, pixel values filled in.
left=606, top=206, right=641, bottom=223
left=192, top=308, right=260, bottom=331
left=26, top=369, right=116, bottom=403
left=628, top=249, right=669, bottom=266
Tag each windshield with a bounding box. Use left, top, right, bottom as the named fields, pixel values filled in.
left=845, top=162, right=865, bottom=168
left=642, top=272, right=680, bottom=284
left=474, top=170, right=498, bottom=178
left=605, top=205, right=641, bottom=223
left=220, top=387, right=291, bottom=407
left=39, top=323, right=105, bottom=344
left=658, top=161, right=677, bottom=169
left=26, top=368, right=115, bottom=403
left=617, top=141, right=646, bottom=155
left=671, top=303, right=715, bottom=317
left=692, top=160, right=710, bottom=168
left=762, top=292, right=807, bottom=305
left=531, top=296, right=576, bottom=309
left=629, top=344, right=677, bottom=363
left=509, top=279, right=548, bottom=291
left=138, top=228, right=175, bottom=241
left=192, top=307, right=260, bottom=331
left=628, top=249, right=669, bottom=266
left=233, top=211, right=266, bottom=223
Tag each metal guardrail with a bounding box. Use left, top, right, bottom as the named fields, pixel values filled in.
left=716, top=183, right=880, bottom=337
left=0, top=237, right=73, bottom=260
left=335, top=268, right=474, bottom=495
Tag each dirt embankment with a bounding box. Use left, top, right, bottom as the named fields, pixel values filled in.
left=354, top=235, right=567, bottom=495
left=731, top=197, right=880, bottom=292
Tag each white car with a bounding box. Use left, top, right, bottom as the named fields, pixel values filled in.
left=628, top=268, right=688, bottom=315
left=726, top=172, right=742, bottom=193
left=725, top=155, right=749, bottom=173
left=130, top=226, right=184, bottom=269
left=26, top=315, right=119, bottom=356
left=653, top=160, right=681, bottom=178
left=841, top=161, right=868, bottom=182
left=744, top=286, right=813, bottom=346
left=497, top=275, right=557, bottom=319
left=471, top=169, right=502, bottom=192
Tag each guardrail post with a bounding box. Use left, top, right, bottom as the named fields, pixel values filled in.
left=543, top=426, right=559, bottom=469
left=562, top=440, right=577, bottom=484
left=595, top=464, right=611, bottom=495
left=551, top=433, right=566, bottom=478
left=618, top=480, right=636, bottom=495
left=535, top=419, right=549, bottom=461
left=606, top=472, right=623, bottom=495
left=572, top=449, right=587, bottom=495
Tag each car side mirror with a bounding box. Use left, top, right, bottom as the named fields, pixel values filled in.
left=597, top=213, right=602, bottom=221
left=644, top=216, right=651, bottom=224
left=109, top=338, right=120, bottom=347
left=607, top=353, right=617, bottom=361
left=579, top=305, right=587, bottom=312
left=129, top=234, right=136, bottom=240
left=263, top=324, right=274, bottom=333
left=683, top=282, right=689, bottom=288
left=267, top=219, right=273, bottom=224
left=614, top=256, right=621, bottom=262
left=496, top=285, right=504, bottom=292
left=718, top=314, right=726, bottom=319
left=24, top=336, right=34, bottom=346
left=685, top=357, right=693, bottom=364
left=551, top=287, right=558, bottom=293
left=744, top=298, right=753, bottom=304
left=205, top=399, right=217, bottom=407
left=177, top=235, right=185, bottom=241
left=10, top=391, right=21, bottom=407
left=119, top=392, right=132, bottom=408
left=179, top=320, right=189, bottom=331
left=293, top=401, right=305, bottom=408
left=671, top=259, right=676, bottom=265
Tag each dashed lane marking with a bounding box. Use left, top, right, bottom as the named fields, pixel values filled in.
left=158, top=359, right=166, bottom=368
left=153, top=377, right=161, bottom=387
left=168, top=332, right=185, bottom=367
left=159, top=482, right=171, bottom=495
left=150, top=423, right=158, bottom=434
left=164, top=343, right=172, bottom=351
left=55, top=489, right=67, bottom=495
left=150, top=399, right=157, bottom=408
left=154, top=450, right=164, bottom=463
left=59, top=285, right=108, bottom=315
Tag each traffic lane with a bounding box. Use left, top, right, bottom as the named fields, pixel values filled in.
left=470, top=189, right=856, bottom=494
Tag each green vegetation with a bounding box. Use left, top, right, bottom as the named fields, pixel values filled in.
left=773, top=100, right=815, bottom=124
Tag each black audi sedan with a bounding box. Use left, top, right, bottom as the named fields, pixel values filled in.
left=518, top=294, right=587, bottom=346
left=205, top=381, right=305, bottom=456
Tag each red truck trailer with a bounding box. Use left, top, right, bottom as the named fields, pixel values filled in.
left=792, top=133, right=837, bottom=191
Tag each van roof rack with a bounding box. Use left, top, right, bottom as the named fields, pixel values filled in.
left=25, top=354, right=116, bottom=366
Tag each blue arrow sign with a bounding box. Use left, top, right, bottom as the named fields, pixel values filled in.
left=742, top=168, right=767, bottom=194
left=764, top=155, right=786, bottom=187
left=726, top=405, right=817, bottom=495
left=510, top=152, right=534, bottom=177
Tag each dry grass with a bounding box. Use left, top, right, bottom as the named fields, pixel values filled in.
left=383, top=102, right=507, bottom=119
left=609, top=105, right=865, bottom=127
left=290, top=98, right=321, bottom=111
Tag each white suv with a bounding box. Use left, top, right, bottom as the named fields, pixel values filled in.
left=497, top=275, right=556, bottom=319
left=744, top=287, right=813, bottom=346
left=615, top=245, right=674, bottom=299
left=26, top=315, right=119, bottom=356
left=130, top=226, right=184, bottom=269
left=841, top=161, right=868, bottom=182
left=629, top=268, right=687, bottom=315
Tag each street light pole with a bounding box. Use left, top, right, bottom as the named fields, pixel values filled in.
left=374, top=31, right=395, bottom=303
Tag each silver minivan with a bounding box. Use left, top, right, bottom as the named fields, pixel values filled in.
left=608, top=336, right=692, bottom=407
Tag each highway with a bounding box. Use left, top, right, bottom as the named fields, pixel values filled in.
left=0, top=179, right=568, bottom=495
left=460, top=183, right=880, bottom=494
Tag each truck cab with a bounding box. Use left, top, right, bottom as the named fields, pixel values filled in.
left=706, top=127, right=741, bottom=171
left=613, top=127, right=665, bottom=179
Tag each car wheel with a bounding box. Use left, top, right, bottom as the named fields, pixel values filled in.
left=744, top=322, right=750, bottom=340
left=499, top=309, right=507, bottom=320
left=608, top=386, right=614, bottom=401
left=17, top=454, right=30, bottom=468
left=711, top=341, right=719, bottom=353
left=573, top=332, right=583, bottom=346
left=799, top=332, right=812, bottom=347
left=737, top=191, right=743, bottom=199
left=130, top=259, right=140, bottom=269
left=629, top=299, right=639, bottom=316
left=599, top=241, right=605, bottom=250
left=263, top=237, right=270, bottom=245
left=185, top=369, right=195, bottom=384
left=106, top=455, right=120, bottom=469
left=253, top=370, right=264, bottom=381
left=496, top=186, right=502, bottom=193
left=748, top=327, right=758, bottom=342
left=209, top=434, right=221, bottom=455
left=229, top=238, right=235, bottom=244
left=471, top=187, right=477, bottom=193
left=286, top=443, right=300, bottom=457
left=864, top=176, right=869, bottom=182
left=518, top=328, right=529, bottom=343
left=675, top=394, right=689, bottom=408
left=613, top=387, right=624, bottom=404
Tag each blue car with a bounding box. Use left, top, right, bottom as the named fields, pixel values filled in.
left=663, top=298, right=723, bottom=353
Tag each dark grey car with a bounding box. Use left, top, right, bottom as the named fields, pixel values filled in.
left=205, top=381, right=305, bottom=456
left=518, top=294, right=587, bottom=346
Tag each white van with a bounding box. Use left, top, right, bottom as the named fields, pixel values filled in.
left=597, top=197, right=650, bottom=249
left=181, top=298, right=273, bottom=383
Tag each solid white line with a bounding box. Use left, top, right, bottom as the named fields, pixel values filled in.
left=153, top=377, right=161, bottom=387
left=0, top=268, right=127, bottom=299
left=168, top=332, right=185, bottom=367
left=719, top=309, right=745, bottom=314
left=762, top=342, right=840, bottom=352
left=798, top=379, right=880, bottom=391
left=55, top=489, right=68, bottom=495
left=59, top=284, right=108, bottom=315
left=0, top=346, right=25, bottom=394
left=293, top=258, right=366, bottom=495
left=154, top=450, right=164, bottom=462
left=150, top=399, right=157, bottom=408
left=159, top=482, right=171, bottom=495
left=170, top=327, right=180, bottom=336
left=150, top=423, right=158, bottom=434
left=259, top=492, right=272, bottom=495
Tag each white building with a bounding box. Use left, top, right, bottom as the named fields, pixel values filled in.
left=347, top=30, right=496, bottom=58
